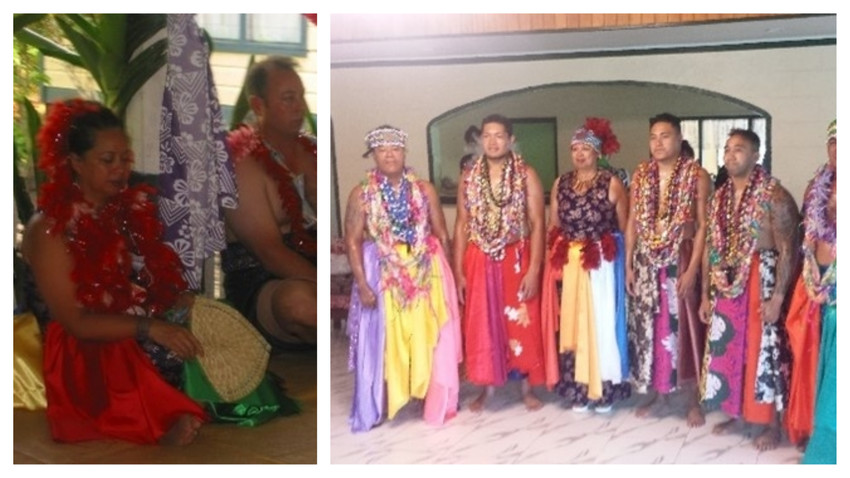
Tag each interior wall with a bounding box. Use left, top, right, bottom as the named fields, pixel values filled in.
left=331, top=44, right=836, bottom=228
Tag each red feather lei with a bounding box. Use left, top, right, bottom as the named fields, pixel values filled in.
left=59, top=185, right=187, bottom=316
left=227, top=125, right=316, bottom=258
left=547, top=228, right=617, bottom=271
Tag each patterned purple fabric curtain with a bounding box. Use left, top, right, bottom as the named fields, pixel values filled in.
left=158, top=14, right=238, bottom=290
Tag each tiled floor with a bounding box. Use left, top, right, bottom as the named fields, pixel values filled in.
left=14, top=347, right=316, bottom=464
left=330, top=327, right=802, bottom=464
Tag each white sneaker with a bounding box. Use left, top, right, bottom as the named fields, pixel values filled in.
left=594, top=404, right=613, bottom=414
left=572, top=404, right=590, bottom=412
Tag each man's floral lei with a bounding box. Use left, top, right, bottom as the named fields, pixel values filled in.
left=227, top=124, right=316, bottom=258
left=800, top=163, right=836, bottom=304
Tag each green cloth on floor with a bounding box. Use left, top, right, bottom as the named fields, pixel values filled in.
left=183, top=359, right=300, bottom=427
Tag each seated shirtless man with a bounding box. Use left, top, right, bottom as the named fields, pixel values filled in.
left=222, top=56, right=317, bottom=348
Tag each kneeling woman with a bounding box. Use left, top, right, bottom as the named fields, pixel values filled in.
left=24, top=100, right=205, bottom=445
left=542, top=119, right=631, bottom=413
left=344, top=125, right=462, bottom=432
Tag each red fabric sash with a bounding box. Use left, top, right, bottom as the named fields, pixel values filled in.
left=784, top=278, right=821, bottom=445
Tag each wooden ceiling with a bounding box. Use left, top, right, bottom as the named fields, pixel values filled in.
left=331, top=14, right=787, bottom=42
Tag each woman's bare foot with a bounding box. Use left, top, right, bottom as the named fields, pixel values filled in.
left=712, top=417, right=737, bottom=435
left=635, top=392, right=658, bottom=418
left=159, top=414, right=203, bottom=446
left=521, top=380, right=543, bottom=411
left=754, top=426, right=781, bottom=451
left=686, top=405, right=705, bottom=427
left=469, top=387, right=494, bottom=413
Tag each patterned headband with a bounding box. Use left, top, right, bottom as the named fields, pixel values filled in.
left=570, top=127, right=602, bottom=153
left=363, top=126, right=408, bottom=157
left=827, top=119, right=836, bottom=142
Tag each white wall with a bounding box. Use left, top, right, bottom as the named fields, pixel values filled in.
left=331, top=45, right=836, bottom=228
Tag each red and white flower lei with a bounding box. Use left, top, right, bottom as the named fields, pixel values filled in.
left=45, top=184, right=187, bottom=316
left=36, top=99, right=185, bottom=316
left=227, top=125, right=316, bottom=258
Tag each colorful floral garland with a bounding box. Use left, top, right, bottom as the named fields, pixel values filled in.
left=707, top=164, right=776, bottom=298
left=465, top=153, right=528, bottom=261
left=36, top=100, right=185, bottom=316
left=362, top=167, right=434, bottom=308
left=800, top=163, right=837, bottom=304
left=633, top=157, right=699, bottom=265
left=227, top=125, right=316, bottom=258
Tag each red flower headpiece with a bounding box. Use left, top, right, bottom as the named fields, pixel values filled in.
left=582, top=117, right=620, bottom=157
left=36, top=99, right=104, bottom=234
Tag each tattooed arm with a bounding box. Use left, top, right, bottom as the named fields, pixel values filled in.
left=344, top=185, right=377, bottom=308
left=761, top=185, right=802, bottom=323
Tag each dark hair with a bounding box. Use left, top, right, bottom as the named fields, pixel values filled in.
left=681, top=139, right=695, bottom=159
left=464, top=125, right=480, bottom=144
left=67, top=103, right=124, bottom=156
left=480, top=114, right=513, bottom=136
left=245, top=55, right=298, bottom=100
left=728, top=128, right=761, bottom=151
left=649, top=112, right=682, bottom=135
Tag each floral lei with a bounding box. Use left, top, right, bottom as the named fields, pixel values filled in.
left=800, top=164, right=837, bottom=304
left=36, top=99, right=186, bottom=317
left=465, top=153, right=528, bottom=261
left=227, top=125, right=316, bottom=258
left=362, top=167, right=434, bottom=308
left=633, top=157, right=700, bottom=265
left=707, top=164, right=776, bottom=299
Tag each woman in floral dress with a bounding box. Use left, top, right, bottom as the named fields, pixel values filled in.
left=541, top=118, right=631, bottom=412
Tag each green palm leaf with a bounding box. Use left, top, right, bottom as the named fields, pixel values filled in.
left=14, top=27, right=83, bottom=67
left=13, top=14, right=48, bottom=33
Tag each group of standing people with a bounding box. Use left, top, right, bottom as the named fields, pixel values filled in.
left=344, top=113, right=836, bottom=463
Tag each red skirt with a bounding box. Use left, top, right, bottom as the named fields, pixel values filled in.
left=43, top=321, right=207, bottom=444
left=462, top=241, right=545, bottom=386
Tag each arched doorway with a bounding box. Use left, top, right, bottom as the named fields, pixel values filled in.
left=427, top=81, right=770, bottom=202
